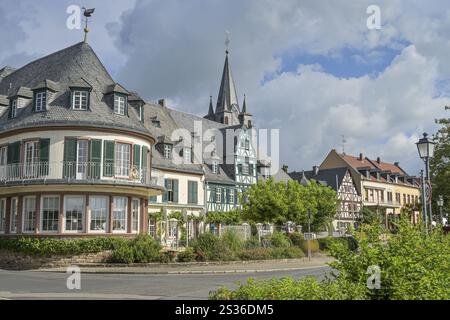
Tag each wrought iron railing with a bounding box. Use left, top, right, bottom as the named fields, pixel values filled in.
left=0, top=161, right=160, bottom=186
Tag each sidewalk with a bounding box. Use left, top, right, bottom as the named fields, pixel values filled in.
left=36, top=256, right=334, bottom=274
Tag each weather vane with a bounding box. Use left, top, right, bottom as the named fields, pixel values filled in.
left=82, top=7, right=95, bottom=42
left=225, top=30, right=230, bottom=54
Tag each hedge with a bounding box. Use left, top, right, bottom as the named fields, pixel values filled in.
left=0, top=237, right=127, bottom=256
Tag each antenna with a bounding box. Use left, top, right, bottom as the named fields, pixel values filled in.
left=225, top=30, right=230, bottom=54
left=341, top=134, right=347, bottom=155
left=82, top=7, right=95, bottom=43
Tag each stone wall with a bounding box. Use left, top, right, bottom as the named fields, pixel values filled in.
left=0, top=250, right=111, bottom=270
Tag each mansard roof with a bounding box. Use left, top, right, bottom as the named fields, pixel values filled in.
left=0, top=42, right=150, bottom=138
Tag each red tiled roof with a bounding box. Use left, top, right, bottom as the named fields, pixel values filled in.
left=367, top=159, right=406, bottom=175
left=340, top=154, right=376, bottom=170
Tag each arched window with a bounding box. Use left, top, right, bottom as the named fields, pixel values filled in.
left=224, top=117, right=229, bottom=124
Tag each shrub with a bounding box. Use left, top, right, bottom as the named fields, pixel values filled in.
left=131, top=235, right=162, bottom=263
left=110, top=243, right=134, bottom=264
left=244, top=236, right=260, bottom=249
left=192, top=233, right=233, bottom=261
left=288, top=232, right=304, bottom=247
left=236, top=247, right=304, bottom=260
left=177, top=247, right=196, bottom=262
left=268, top=231, right=291, bottom=248
left=0, top=237, right=127, bottom=256
left=299, top=239, right=320, bottom=254
left=221, top=229, right=244, bottom=252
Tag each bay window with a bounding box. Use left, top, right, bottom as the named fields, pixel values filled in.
left=64, top=196, right=85, bottom=232
left=131, top=198, right=140, bottom=233
left=23, top=196, right=36, bottom=232
left=41, top=195, right=59, bottom=232
left=112, top=197, right=127, bottom=232
left=10, top=197, right=18, bottom=233
left=89, top=196, right=109, bottom=232
left=0, top=198, right=5, bottom=233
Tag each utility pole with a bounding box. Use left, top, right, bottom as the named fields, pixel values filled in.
left=307, top=208, right=311, bottom=261
left=421, top=170, right=428, bottom=233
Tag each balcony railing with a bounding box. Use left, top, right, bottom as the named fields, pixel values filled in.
left=364, top=199, right=401, bottom=207
left=0, top=161, right=159, bottom=186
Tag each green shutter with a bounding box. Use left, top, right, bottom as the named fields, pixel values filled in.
left=39, top=138, right=50, bottom=175
left=173, top=179, right=179, bottom=203
left=89, top=139, right=102, bottom=179
left=63, top=138, right=77, bottom=179
left=211, top=186, right=216, bottom=202
left=163, top=179, right=169, bottom=203
left=103, top=140, right=115, bottom=177
left=7, top=142, right=20, bottom=165
left=133, top=145, right=141, bottom=168
left=192, top=181, right=198, bottom=204
left=188, top=181, right=193, bottom=204
left=141, top=146, right=148, bottom=168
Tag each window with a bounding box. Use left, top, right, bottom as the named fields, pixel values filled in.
left=114, top=95, right=126, bottom=115
left=64, top=196, right=85, bottom=232
left=212, top=160, right=218, bottom=174
left=403, top=194, right=406, bottom=205
left=76, top=140, right=88, bottom=179
left=115, top=143, right=131, bottom=177
left=164, top=179, right=178, bottom=203
left=0, top=146, right=7, bottom=180
left=245, top=139, right=250, bottom=150
left=216, top=187, right=222, bottom=203
left=0, top=198, right=5, bottom=233
left=90, top=196, right=109, bottom=232
left=35, top=91, right=47, bottom=111
left=168, top=220, right=177, bottom=238
left=149, top=196, right=157, bottom=203
left=188, top=181, right=198, bottom=204
left=229, top=189, right=235, bottom=204
left=132, top=198, right=140, bottom=232
left=9, top=99, right=17, bottom=118
left=242, top=157, right=250, bottom=175
left=183, top=147, right=192, bottom=163
left=148, top=218, right=156, bottom=238
left=24, top=141, right=39, bottom=177
left=23, top=196, right=36, bottom=232
left=72, top=91, right=88, bottom=110
left=163, top=144, right=172, bottom=159
left=112, top=197, right=127, bottom=232
left=10, top=197, right=18, bottom=233
left=41, top=196, right=59, bottom=232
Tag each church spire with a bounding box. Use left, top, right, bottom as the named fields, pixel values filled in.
left=205, top=95, right=214, bottom=119
left=216, top=33, right=239, bottom=115
left=242, top=94, right=247, bottom=113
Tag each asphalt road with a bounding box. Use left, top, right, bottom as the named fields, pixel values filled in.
left=0, top=266, right=331, bottom=300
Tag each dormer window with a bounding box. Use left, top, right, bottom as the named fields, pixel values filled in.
left=72, top=90, right=89, bottom=110
left=8, top=99, right=17, bottom=119
left=34, top=91, right=47, bottom=112
left=212, top=160, right=218, bottom=174
left=163, top=144, right=172, bottom=159
left=183, top=147, right=192, bottom=163
left=114, top=94, right=127, bottom=115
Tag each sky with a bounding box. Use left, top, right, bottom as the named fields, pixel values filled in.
left=1, top=0, right=449, bottom=176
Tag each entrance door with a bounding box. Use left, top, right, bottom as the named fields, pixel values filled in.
left=76, top=140, right=88, bottom=180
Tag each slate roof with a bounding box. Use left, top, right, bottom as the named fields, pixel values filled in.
left=304, top=167, right=349, bottom=191
left=259, top=169, right=292, bottom=183
left=0, top=42, right=150, bottom=137
left=215, top=52, right=239, bottom=114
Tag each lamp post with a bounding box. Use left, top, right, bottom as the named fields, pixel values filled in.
left=437, top=195, right=444, bottom=225
left=416, top=133, right=436, bottom=231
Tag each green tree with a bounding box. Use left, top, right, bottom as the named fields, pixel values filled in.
left=430, top=106, right=450, bottom=217
left=242, top=178, right=288, bottom=224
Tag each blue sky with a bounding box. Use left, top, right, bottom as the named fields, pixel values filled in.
left=1, top=0, right=449, bottom=174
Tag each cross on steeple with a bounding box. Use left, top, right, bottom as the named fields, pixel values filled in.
left=225, top=30, right=231, bottom=54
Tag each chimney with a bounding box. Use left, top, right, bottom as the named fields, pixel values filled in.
left=158, top=99, right=166, bottom=107
left=313, top=166, right=319, bottom=176
left=377, top=157, right=381, bottom=164
left=359, top=153, right=363, bottom=161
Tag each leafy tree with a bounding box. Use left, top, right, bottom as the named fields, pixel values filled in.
left=242, top=178, right=289, bottom=224
left=361, top=207, right=380, bottom=225
left=430, top=106, right=450, bottom=218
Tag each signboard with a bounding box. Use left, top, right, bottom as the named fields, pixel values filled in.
left=425, top=181, right=432, bottom=205
left=304, top=232, right=316, bottom=240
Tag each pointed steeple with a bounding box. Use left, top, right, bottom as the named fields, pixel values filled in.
left=242, top=94, right=247, bottom=113
left=216, top=50, right=239, bottom=114
left=204, top=96, right=215, bottom=120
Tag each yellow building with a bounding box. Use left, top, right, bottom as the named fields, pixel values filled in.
left=320, top=150, right=421, bottom=228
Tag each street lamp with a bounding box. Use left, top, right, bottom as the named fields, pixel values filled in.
left=416, top=133, right=436, bottom=230
left=437, top=195, right=444, bottom=225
